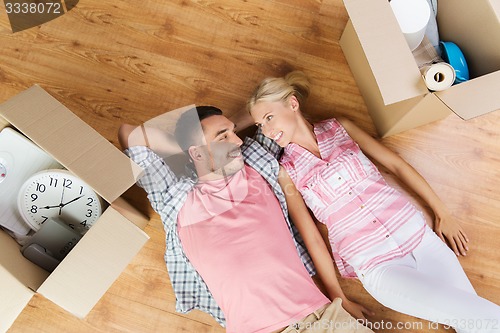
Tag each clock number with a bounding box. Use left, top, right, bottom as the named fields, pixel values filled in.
left=87, top=197, right=94, bottom=206
left=36, top=182, right=46, bottom=192
left=31, top=193, right=38, bottom=202
left=81, top=220, right=87, bottom=227
left=41, top=216, right=48, bottom=225
left=30, top=205, right=38, bottom=214
left=79, top=186, right=84, bottom=195
left=49, top=177, right=58, bottom=187
left=63, top=178, right=72, bottom=189
left=86, top=209, right=92, bottom=218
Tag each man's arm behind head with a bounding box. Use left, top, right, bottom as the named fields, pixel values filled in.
left=118, top=124, right=143, bottom=149
left=118, top=123, right=193, bottom=178
left=118, top=124, right=182, bottom=157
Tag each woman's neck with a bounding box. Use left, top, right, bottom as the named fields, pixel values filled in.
left=291, top=114, right=321, bottom=158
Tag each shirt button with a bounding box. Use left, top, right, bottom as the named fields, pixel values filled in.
left=360, top=204, right=365, bottom=209
left=372, top=220, right=376, bottom=223
left=385, top=235, right=390, bottom=238
left=338, top=176, right=342, bottom=180
left=348, top=191, right=352, bottom=195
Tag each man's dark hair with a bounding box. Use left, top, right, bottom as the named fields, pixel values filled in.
left=174, top=105, right=223, bottom=152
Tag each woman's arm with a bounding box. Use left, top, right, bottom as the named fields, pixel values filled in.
left=337, top=117, right=469, bottom=256
left=278, top=166, right=374, bottom=320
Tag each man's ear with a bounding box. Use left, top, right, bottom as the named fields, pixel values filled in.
left=188, top=146, right=204, bottom=162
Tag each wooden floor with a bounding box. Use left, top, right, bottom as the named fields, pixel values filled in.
left=1, top=0, right=499, bottom=332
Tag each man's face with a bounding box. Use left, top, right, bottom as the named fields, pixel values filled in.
left=197, top=115, right=244, bottom=177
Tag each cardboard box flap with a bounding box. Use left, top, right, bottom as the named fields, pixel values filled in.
left=0, top=268, right=34, bottom=333
left=0, top=116, right=9, bottom=131
left=342, top=0, right=428, bottom=105
left=437, top=0, right=500, bottom=78
left=37, top=206, right=149, bottom=318
left=0, top=232, right=39, bottom=333
left=111, top=197, right=149, bottom=230
left=0, top=85, right=143, bottom=203
left=436, top=71, right=500, bottom=120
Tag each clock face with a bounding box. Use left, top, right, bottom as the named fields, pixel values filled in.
left=18, top=169, right=102, bottom=233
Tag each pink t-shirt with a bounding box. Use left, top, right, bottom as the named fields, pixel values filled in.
left=177, top=165, right=329, bottom=333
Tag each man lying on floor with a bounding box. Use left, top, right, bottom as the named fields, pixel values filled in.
left=118, top=105, right=374, bottom=333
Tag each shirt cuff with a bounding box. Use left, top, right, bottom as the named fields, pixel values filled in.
left=123, top=145, right=155, bottom=168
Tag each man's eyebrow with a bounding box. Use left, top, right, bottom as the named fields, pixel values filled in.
left=214, top=123, right=236, bottom=138
left=214, top=128, right=229, bottom=137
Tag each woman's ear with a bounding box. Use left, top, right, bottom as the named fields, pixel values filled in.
left=289, top=95, right=299, bottom=112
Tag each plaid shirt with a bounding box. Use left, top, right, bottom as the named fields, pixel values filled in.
left=124, top=129, right=315, bottom=327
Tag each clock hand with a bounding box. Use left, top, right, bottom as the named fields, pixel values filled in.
left=40, top=204, right=63, bottom=209
left=39, top=195, right=85, bottom=214
left=59, top=185, right=66, bottom=215
left=61, top=195, right=85, bottom=207
left=40, top=194, right=84, bottom=208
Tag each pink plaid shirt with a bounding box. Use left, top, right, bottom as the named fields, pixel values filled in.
left=281, top=118, right=426, bottom=278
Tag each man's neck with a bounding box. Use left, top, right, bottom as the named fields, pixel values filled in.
left=197, top=168, right=243, bottom=182
left=198, top=173, right=227, bottom=182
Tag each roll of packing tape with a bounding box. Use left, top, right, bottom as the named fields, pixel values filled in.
left=390, top=0, right=431, bottom=51
left=420, top=62, right=456, bottom=91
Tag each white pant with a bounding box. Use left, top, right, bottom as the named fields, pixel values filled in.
left=358, top=226, right=500, bottom=333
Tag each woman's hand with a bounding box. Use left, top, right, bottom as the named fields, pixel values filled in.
left=433, top=211, right=469, bottom=256
left=338, top=117, right=471, bottom=257
left=341, top=298, right=374, bottom=321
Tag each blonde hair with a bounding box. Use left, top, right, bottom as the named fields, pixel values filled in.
left=247, top=71, right=311, bottom=112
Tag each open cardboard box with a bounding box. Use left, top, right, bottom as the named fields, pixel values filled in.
left=339, top=0, right=500, bottom=137
left=0, top=85, right=150, bottom=332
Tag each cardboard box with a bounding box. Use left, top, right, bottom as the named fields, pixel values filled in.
left=0, top=85, right=149, bottom=332
left=339, top=0, right=500, bottom=137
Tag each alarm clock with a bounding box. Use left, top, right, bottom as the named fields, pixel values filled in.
left=17, top=169, right=102, bottom=233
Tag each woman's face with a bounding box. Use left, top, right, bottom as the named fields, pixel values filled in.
left=250, top=96, right=299, bottom=147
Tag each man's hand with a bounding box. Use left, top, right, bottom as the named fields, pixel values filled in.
left=118, top=123, right=182, bottom=157
left=342, top=298, right=374, bottom=321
